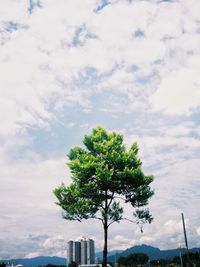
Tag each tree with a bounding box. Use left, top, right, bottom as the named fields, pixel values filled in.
left=68, top=262, right=78, bottom=267
left=118, top=253, right=149, bottom=267
left=173, top=252, right=200, bottom=267
left=118, top=256, right=129, bottom=267
left=54, top=126, right=154, bottom=267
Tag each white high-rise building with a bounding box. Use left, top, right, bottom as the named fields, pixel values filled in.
left=81, top=239, right=87, bottom=265
left=67, top=238, right=95, bottom=266
left=67, top=241, right=74, bottom=264
left=87, top=239, right=95, bottom=265
left=73, top=241, right=81, bottom=264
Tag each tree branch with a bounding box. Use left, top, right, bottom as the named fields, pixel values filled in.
left=107, top=192, right=114, bottom=208
left=93, top=216, right=103, bottom=222
left=121, top=217, right=137, bottom=224
left=120, top=217, right=144, bottom=232
left=114, top=196, right=126, bottom=202
left=108, top=218, right=122, bottom=227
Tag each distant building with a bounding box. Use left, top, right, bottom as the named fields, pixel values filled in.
left=68, top=240, right=74, bottom=264
left=6, top=265, right=24, bottom=267
left=67, top=238, right=95, bottom=266
left=81, top=239, right=88, bottom=265
left=81, top=265, right=111, bottom=267
left=87, top=239, right=95, bottom=265
left=73, top=241, right=81, bottom=264
left=6, top=264, right=24, bottom=267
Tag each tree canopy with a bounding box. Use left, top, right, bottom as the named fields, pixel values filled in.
left=118, top=253, right=149, bottom=267
left=54, top=126, right=154, bottom=267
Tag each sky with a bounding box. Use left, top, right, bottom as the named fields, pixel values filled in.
left=0, top=0, right=200, bottom=260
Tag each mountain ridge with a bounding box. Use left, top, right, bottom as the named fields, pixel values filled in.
left=1, top=245, right=200, bottom=266
left=107, top=244, right=200, bottom=262
left=0, top=256, right=66, bottom=267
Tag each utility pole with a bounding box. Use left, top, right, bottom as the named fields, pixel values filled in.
left=181, top=213, right=191, bottom=267
left=179, top=247, right=183, bottom=267
left=182, top=213, right=189, bottom=251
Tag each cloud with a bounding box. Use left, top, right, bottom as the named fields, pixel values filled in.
left=150, top=58, right=200, bottom=115
left=1, top=0, right=199, bottom=141
left=42, top=235, right=66, bottom=250
left=197, top=227, right=200, bottom=236
left=25, top=252, right=42, bottom=259
left=1, top=0, right=200, bottom=259
left=108, top=235, right=138, bottom=251
left=163, top=220, right=183, bottom=236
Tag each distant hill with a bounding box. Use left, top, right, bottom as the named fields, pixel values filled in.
left=1, top=245, right=200, bottom=267
left=107, top=244, right=200, bottom=262
left=1, top=251, right=121, bottom=267
left=1, top=256, right=66, bottom=267
left=96, top=250, right=123, bottom=261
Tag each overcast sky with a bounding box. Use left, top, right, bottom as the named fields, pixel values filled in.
left=0, top=0, right=200, bottom=260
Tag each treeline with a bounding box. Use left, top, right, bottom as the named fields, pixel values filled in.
left=38, top=265, right=66, bottom=267
left=117, top=252, right=200, bottom=267
left=118, top=253, right=149, bottom=266
left=150, top=252, right=200, bottom=267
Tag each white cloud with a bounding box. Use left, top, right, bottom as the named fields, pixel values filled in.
left=1, top=0, right=200, bottom=259
left=146, top=1, right=182, bottom=40
left=1, top=0, right=199, bottom=141
left=108, top=235, right=137, bottom=251
left=0, top=155, right=70, bottom=236
left=163, top=220, right=183, bottom=236
left=197, top=227, right=200, bottom=236
left=25, top=252, right=41, bottom=259
left=150, top=62, right=200, bottom=115
left=42, top=235, right=66, bottom=250
left=138, top=236, right=155, bottom=244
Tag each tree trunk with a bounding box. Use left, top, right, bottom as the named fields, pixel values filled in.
left=102, top=222, right=108, bottom=267
left=103, top=191, right=108, bottom=267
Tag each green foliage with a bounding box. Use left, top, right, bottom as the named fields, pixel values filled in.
left=68, top=262, right=78, bottom=267
left=150, top=259, right=170, bottom=267
left=150, top=252, right=200, bottom=267
left=54, top=126, right=154, bottom=267
left=173, top=252, right=200, bottom=267
left=118, top=253, right=149, bottom=266
left=54, top=126, right=154, bottom=225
